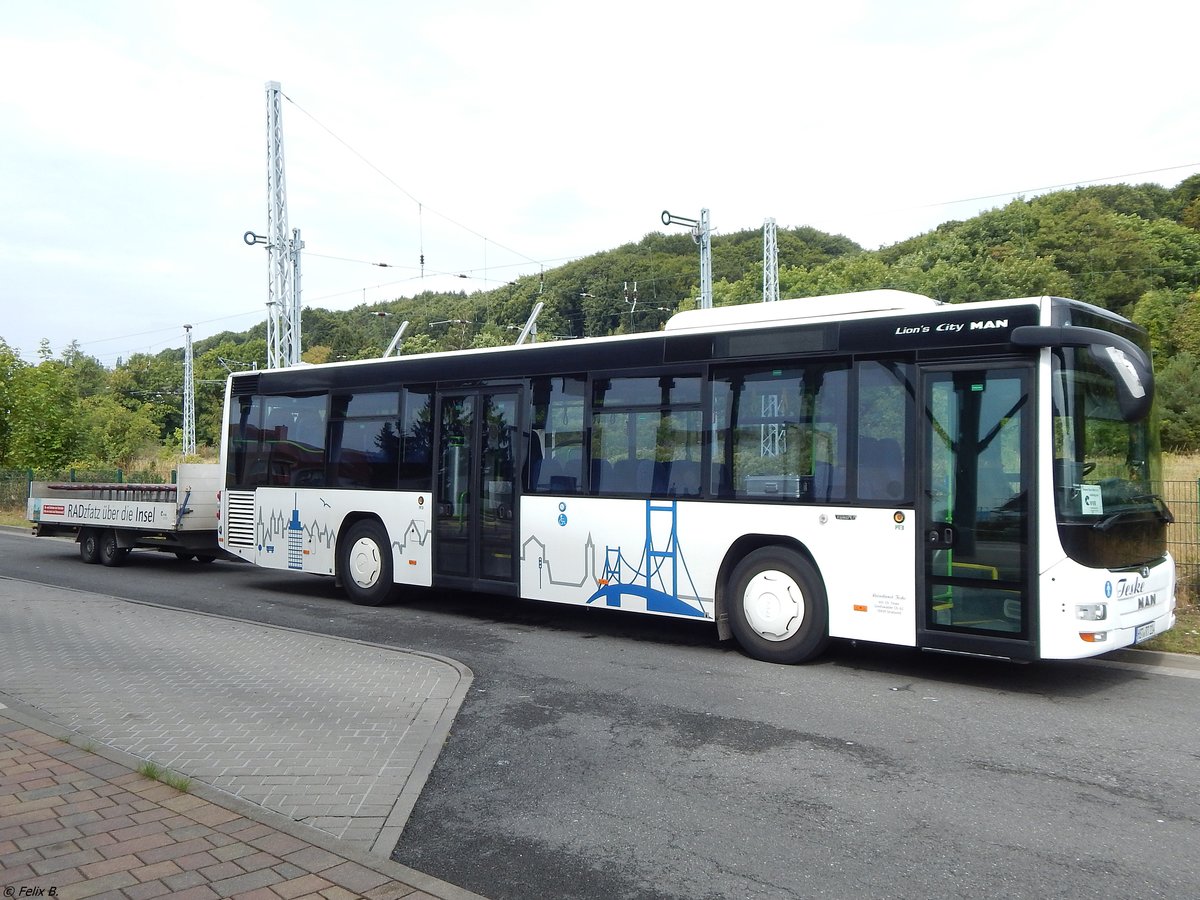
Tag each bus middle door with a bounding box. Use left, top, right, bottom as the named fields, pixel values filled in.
left=435, top=390, right=520, bottom=591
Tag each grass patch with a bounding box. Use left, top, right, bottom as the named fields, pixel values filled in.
left=137, top=760, right=192, bottom=793
left=0, top=504, right=28, bottom=528
left=1140, top=603, right=1200, bottom=655
left=63, top=733, right=98, bottom=753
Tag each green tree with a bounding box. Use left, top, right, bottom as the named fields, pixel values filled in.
left=76, top=396, right=160, bottom=470
left=0, top=337, right=28, bottom=465
left=400, top=333, right=440, bottom=355
left=1172, top=292, right=1200, bottom=358
left=1157, top=352, right=1200, bottom=450
left=6, top=356, right=81, bottom=469
left=1130, top=288, right=1192, bottom=358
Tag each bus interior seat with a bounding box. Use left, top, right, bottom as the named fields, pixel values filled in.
left=859, top=437, right=904, bottom=501
left=590, top=458, right=614, bottom=493
left=610, top=458, right=641, bottom=493
left=812, top=460, right=830, bottom=501
left=711, top=463, right=731, bottom=497
left=668, top=461, right=701, bottom=496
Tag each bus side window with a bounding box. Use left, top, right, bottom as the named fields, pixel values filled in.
left=398, top=387, right=434, bottom=491
left=258, top=394, right=328, bottom=487
left=528, top=376, right=586, bottom=494
left=711, top=364, right=847, bottom=502
left=856, top=362, right=914, bottom=504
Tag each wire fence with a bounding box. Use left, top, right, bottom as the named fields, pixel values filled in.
left=1, top=468, right=1197, bottom=599
left=1161, top=480, right=1200, bottom=602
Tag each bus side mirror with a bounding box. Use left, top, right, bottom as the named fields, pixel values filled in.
left=1011, top=325, right=1154, bottom=423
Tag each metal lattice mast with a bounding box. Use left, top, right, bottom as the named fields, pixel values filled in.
left=291, top=226, right=303, bottom=361
left=265, top=81, right=301, bottom=368
left=762, top=217, right=779, bottom=303
left=182, top=324, right=196, bottom=456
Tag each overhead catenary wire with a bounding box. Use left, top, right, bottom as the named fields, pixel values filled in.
left=281, top=91, right=542, bottom=268
left=46, top=148, right=1200, bottom=365
left=918, top=162, right=1200, bottom=210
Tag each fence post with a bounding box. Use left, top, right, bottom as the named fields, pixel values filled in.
left=117, top=469, right=123, bottom=484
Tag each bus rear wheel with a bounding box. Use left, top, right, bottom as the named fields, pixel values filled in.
left=79, top=528, right=101, bottom=564
left=728, top=547, right=829, bottom=664
left=339, top=519, right=395, bottom=606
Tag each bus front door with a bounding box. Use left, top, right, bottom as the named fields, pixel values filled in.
left=435, top=390, right=520, bottom=590
left=918, top=364, right=1036, bottom=658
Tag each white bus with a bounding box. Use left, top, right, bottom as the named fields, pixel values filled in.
left=218, top=289, right=1176, bottom=663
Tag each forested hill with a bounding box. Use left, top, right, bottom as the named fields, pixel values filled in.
left=2, top=176, right=1200, bottom=471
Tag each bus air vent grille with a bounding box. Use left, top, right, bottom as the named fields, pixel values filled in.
left=226, top=491, right=256, bottom=548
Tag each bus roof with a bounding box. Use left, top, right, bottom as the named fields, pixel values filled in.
left=664, top=289, right=942, bottom=332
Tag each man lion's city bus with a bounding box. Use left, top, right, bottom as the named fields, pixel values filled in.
left=218, top=290, right=1176, bottom=663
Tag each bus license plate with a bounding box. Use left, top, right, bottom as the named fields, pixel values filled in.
left=1135, top=622, right=1155, bottom=643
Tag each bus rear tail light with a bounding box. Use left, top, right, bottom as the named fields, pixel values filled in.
left=1076, top=603, right=1107, bottom=621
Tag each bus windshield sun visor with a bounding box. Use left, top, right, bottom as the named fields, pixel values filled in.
left=1010, top=324, right=1154, bottom=422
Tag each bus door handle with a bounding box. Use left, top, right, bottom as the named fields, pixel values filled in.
left=926, top=523, right=956, bottom=549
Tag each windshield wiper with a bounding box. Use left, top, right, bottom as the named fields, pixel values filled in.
left=1093, top=495, right=1174, bottom=531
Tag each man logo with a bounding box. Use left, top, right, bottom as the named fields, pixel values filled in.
left=969, top=319, right=1009, bottom=330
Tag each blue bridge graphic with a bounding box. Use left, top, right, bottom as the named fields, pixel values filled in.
left=585, top=500, right=706, bottom=618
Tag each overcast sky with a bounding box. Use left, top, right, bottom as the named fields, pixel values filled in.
left=2, top=0, right=1197, bottom=365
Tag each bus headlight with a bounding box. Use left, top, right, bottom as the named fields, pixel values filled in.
left=1076, top=603, right=1107, bottom=621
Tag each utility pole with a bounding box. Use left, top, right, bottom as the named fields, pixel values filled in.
left=762, top=217, right=779, bottom=303
left=661, top=209, right=712, bottom=309
left=182, top=325, right=196, bottom=457
left=261, top=81, right=302, bottom=368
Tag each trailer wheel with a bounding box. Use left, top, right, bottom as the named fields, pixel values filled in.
left=338, top=519, right=394, bottom=606
left=79, top=529, right=101, bottom=564
left=99, top=530, right=128, bottom=567
left=727, top=547, right=829, bottom=664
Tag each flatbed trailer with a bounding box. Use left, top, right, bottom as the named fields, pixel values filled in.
left=27, top=463, right=224, bottom=565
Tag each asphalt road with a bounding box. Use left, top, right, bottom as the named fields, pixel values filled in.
left=3, top=530, right=1198, bottom=900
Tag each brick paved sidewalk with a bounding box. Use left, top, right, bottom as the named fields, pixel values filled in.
left=0, top=710, right=485, bottom=900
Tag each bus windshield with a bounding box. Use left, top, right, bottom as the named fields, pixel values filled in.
left=1051, top=332, right=1169, bottom=569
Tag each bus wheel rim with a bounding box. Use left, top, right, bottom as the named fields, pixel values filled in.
left=348, top=537, right=382, bottom=589
left=742, top=569, right=804, bottom=641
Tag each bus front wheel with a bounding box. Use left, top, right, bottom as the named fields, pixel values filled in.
left=339, top=519, right=395, bottom=606
left=728, top=547, right=829, bottom=664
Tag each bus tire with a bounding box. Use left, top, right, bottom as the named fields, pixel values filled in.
left=79, top=528, right=101, bottom=564
left=727, top=546, right=829, bottom=664
left=99, top=530, right=127, bottom=567
left=339, top=519, right=395, bottom=606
